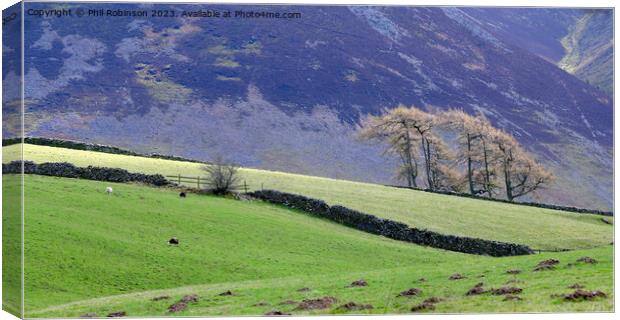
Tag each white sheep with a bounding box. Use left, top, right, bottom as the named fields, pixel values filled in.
left=105, top=186, right=113, bottom=195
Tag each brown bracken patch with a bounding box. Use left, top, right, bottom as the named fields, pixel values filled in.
left=168, top=302, right=187, bottom=313
left=490, top=287, right=523, bottom=295
left=576, top=256, right=597, bottom=264
left=339, top=302, right=374, bottom=311
left=563, top=289, right=606, bottom=301
left=296, top=296, right=338, bottom=310
left=264, top=311, right=292, bottom=316
left=348, top=279, right=368, bottom=287
left=397, top=288, right=422, bottom=297
left=152, top=295, right=170, bottom=301
left=449, top=273, right=465, bottom=280
left=279, top=300, right=297, bottom=305
left=533, top=259, right=560, bottom=271
left=106, top=311, right=126, bottom=317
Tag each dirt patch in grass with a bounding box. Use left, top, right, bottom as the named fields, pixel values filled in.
left=417, top=278, right=427, bottom=282
left=397, top=288, right=422, bottom=297
left=180, top=294, right=199, bottom=303
left=279, top=300, right=297, bottom=305
left=253, top=302, right=270, bottom=307
left=466, top=283, right=486, bottom=296
left=79, top=313, right=97, bottom=318
left=506, top=269, right=521, bottom=275
left=504, top=279, right=524, bottom=284
left=296, top=296, right=338, bottom=310
left=423, top=297, right=444, bottom=304
left=533, top=259, right=560, bottom=271
left=218, top=290, right=234, bottom=296
left=563, top=289, right=606, bottom=301
left=491, top=287, right=523, bottom=295
left=339, top=302, right=374, bottom=311
left=449, top=273, right=465, bottom=280
left=411, top=295, right=444, bottom=312
left=168, top=302, right=187, bottom=313
left=151, top=295, right=170, bottom=301
left=576, top=256, right=597, bottom=264
left=106, top=311, right=126, bottom=317
left=411, top=301, right=435, bottom=312
left=264, top=311, right=292, bottom=316
left=348, top=279, right=368, bottom=287
left=503, top=295, right=522, bottom=301
left=297, top=287, right=311, bottom=292
left=568, top=283, right=585, bottom=289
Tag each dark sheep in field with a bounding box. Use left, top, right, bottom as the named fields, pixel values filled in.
left=168, top=238, right=179, bottom=245
left=180, top=192, right=186, bottom=198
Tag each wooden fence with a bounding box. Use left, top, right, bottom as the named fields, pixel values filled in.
left=165, top=174, right=251, bottom=193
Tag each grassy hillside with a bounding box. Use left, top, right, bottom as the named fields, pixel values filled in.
left=4, top=143, right=613, bottom=250
left=5, top=175, right=612, bottom=317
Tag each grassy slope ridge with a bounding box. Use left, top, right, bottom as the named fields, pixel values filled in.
left=559, top=10, right=613, bottom=95
left=8, top=175, right=612, bottom=316
left=5, top=144, right=613, bottom=250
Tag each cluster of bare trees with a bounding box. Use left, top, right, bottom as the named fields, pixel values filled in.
left=358, top=105, right=553, bottom=201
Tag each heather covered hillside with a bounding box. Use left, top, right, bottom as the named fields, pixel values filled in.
left=2, top=3, right=613, bottom=209
left=460, top=8, right=613, bottom=95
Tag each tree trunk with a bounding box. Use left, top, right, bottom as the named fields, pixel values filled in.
left=402, top=121, right=418, bottom=188
left=482, top=139, right=492, bottom=198
left=503, top=149, right=514, bottom=201
left=466, top=134, right=475, bottom=194
left=422, top=137, right=433, bottom=190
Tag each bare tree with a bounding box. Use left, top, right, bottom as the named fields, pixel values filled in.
left=203, top=156, right=242, bottom=195
left=441, top=110, right=499, bottom=197
left=358, top=105, right=457, bottom=191
left=491, top=130, right=553, bottom=201
left=358, top=106, right=421, bottom=187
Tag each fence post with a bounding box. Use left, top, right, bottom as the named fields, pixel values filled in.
left=178, top=174, right=181, bottom=184
left=197, top=176, right=200, bottom=189
left=244, top=180, right=248, bottom=193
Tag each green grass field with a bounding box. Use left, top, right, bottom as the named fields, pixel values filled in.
left=3, top=143, right=613, bottom=250
left=3, top=175, right=613, bottom=317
